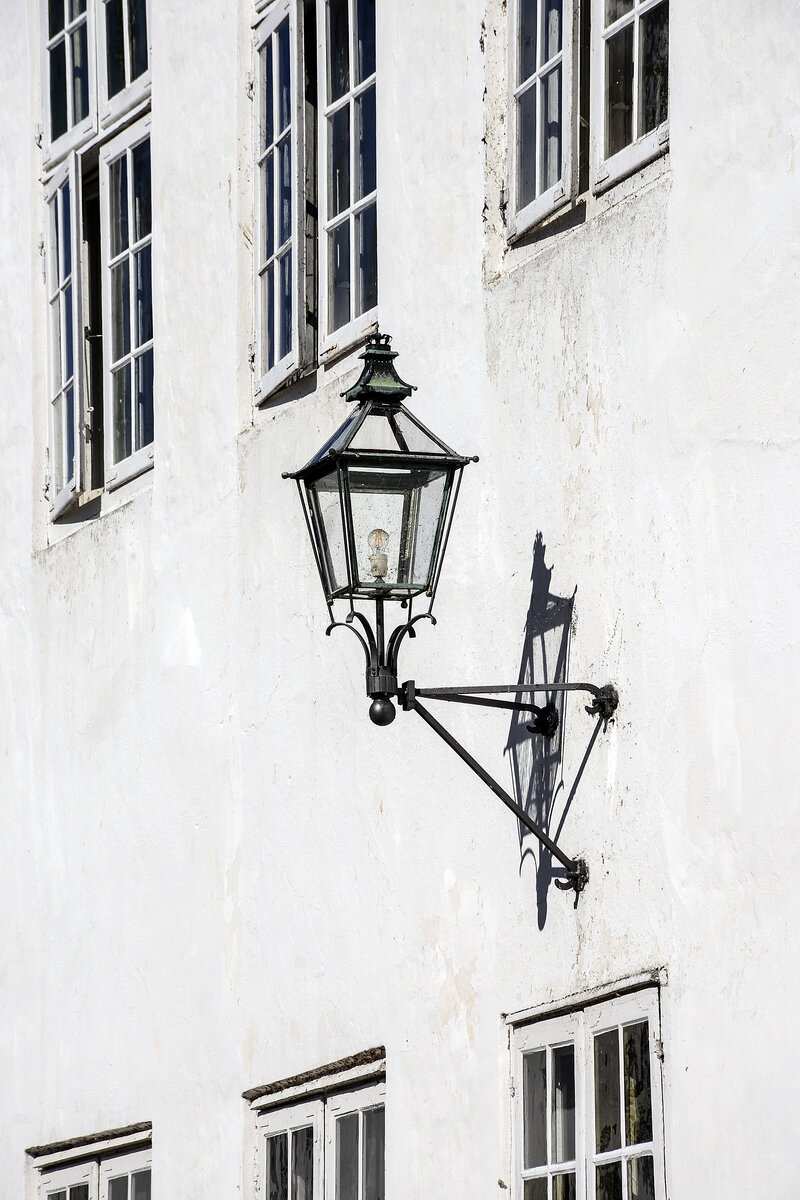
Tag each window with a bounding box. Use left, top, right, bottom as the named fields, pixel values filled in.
left=511, top=988, right=666, bottom=1200
left=30, top=1127, right=152, bottom=1200
left=248, top=1051, right=385, bottom=1200
left=509, top=0, right=668, bottom=234
left=591, top=0, right=669, bottom=189
left=253, top=0, right=377, bottom=400
left=40, top=0, right=152, bottom=518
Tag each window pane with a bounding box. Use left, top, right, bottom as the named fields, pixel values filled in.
left=69, top=1187, right=88, bottom=1200
left=71, top=22, right=89, bottom=122
left=329, top=105, right=350, bottom=218
left=356, top=85, right=376, bottom=199
left=541, top=64, right=562, bottom=191
left=112, top=363, right=132, bottom=462
left=51, top=194, right=61, bottom=290
left=330, top=221, right=350, bottom=331
left=135, top=348, right=154, bottom=449
left=279, top=134, right=292, bottom=247
left=551, top=1044, right=575, bottom=1164
left=264, top=152, right=275, bottom=260
left=50, top=297, right=62, bottom=392
left=519, top=0, right=537, bottom=82
left=134, top=245, right=152, bottom=345
left=278, top=249, right=292, bottom=360
left=523, top=1180, right=547, bottom=1200
left=623, top=1021, right=653, bottom=1145
left=543, top=0, right=562, bottom=63
left=605, top=0, right=633, bottom=23
left=268, top=1132, right=288, bottom=1200
left=594, top=1029, right=621, bottom=1153
left=52, top=392, right=65, bottom=491
left=517, top=85, right=537, bottom=207
left=64, top=283, right=74, bottom=379
left=363, top=1106, right=385, bottom=1200
left=553, top=1173, right=576, bottom=1200
left=65, top=383, right=75, bottom=483
left=62, top=182, right=72, bottom=280
left=106, top=0, right=126, bottom=97
left=263, top=38, right=274, bottom=148
left=49, top=0, right=65, bottom=37
left=292, top=1126, right=314, bottom=1200
left=133, top=139, right=152, bottom=239
left=129, top=0, right=148, bottom=80
left=335, top=1113, right=358, bottom=1200
left=110, top=155, right=129, bottom=256
left=640, top=2, right=668, bottom=135
left=355, top=202, right=377, bottom=316
left=50, top=40, right=68, bottom=140
left=109, top=1178, right=128, bottom=1200
left=327, top=0, right=350, bottom=103
left=111, top=259, right=131, bottom=361
left=596, top=1161, right=622, bottom=1200
left=263, top=264, right=275, bottom=369
left=522, top=1049, right=547, bottom=1169
left=48, top=1189, right=67, bottom=1200
left=131, top=1171, right=150, bottom=1200
left=277, top=19, right=291, bottom=133
left=68, top=0, right=87, bottom=17
left=605, top=23, right=633, bottom=157
left=628, top=1155, right=656, bottom=1200
left=356, top=0, right=375, bottom=82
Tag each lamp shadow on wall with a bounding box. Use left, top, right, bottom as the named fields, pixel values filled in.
left=504, top=532, right=603, bottom=926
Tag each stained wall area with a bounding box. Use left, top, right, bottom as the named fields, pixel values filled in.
left=1, top=2, right=800, bottom=1198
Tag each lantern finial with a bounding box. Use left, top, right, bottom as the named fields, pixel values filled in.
left=342, top=332, right=417, bottom=406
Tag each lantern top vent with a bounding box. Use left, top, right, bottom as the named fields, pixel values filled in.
left=342, top=332, right=416, bottom=407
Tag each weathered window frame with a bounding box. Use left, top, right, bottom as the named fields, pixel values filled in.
left=96, top=0, right=152, bottom=130
left=29, top=1124, right=152, bottom=1200
left=590, top=0, right=669, bottom=193
left=510, top=984, right=667, bottom=1200
left=39, top=0, right=97, bottom=166
left=509, top=0, right=579, bottom=237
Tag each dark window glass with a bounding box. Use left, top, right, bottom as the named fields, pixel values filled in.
left=279, top=134, right=292, bottom=246
left=327, top=0, right=349, bottom=103
left=523, top=1049, right=547, bottom=1169
left=623, top=1021, right=653, bottom=1145
left=71, top=23, right=89, bottom=122
left=267, top=1132, right=288, bottom=1200
left=640, top=2, right=668, bottom=134
left=355, top=201, right=377, bottom=316
left=106, top=0, right=126, bottom=97
left=362, top=1107, right=384, bottom=1200
left=594, top=1029, right=622, bottom=1153
left=356, top=84, right=376, bottom=199
left=356, top=0, right=375, bottom=82
left=517, top=85, right=537, bottom=206
left=335, top=1114, right=358, bottom=1200
left=329, top=105, right=350, bottom=217
left=596, top=1162, right=623, bottom=1200
left=330, top=220, right=350, bottom=331
left=264, top=38, right=274, bottom=148
left=50, top=40, right=68, bottom=140
left=519, top=0, right=537, bottom=82
left=605, top=23, right=633, bottom=156
left=279, top=249, right=292, bottom=360
left=277, top=19, right=291, bottom=132
left=133, top=139, right=151, bottom=239
left=49, top=0, right=65, bottom=37
left=134, top=245, right=152, bottom=345
left=130, top=0, right=148, bottom=80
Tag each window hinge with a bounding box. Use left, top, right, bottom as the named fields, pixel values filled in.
left=654, top=1038, right=664, bottom=1061
left=246, top=71, right=255, bottom=101
left=34, top=123, right=43, bottom=148
left=248, top=342, right=256, bottom=371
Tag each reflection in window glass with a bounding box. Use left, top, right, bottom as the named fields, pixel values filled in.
left=605, top=23, right=633, bottom=156
left=335, top=1113, right=358, bottom=1200
left=292, top=1126, right=314, bottom=1200
left=362, top=1107, right=385, bottom=1200
left=594, top=1029, right=621, bottom=1153
left=639, top=2, right=668, bottom=134
left=623, top=1021, right=653, bottom=1146
left=523, top=1049, right=547, bottom=1169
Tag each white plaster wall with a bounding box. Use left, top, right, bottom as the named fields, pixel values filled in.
left=1, top=1, right=800, bottom=1198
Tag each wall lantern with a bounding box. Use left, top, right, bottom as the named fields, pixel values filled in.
left=284, top=334, right=618, bottom=894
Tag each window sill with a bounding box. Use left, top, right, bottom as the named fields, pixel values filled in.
left=592, top=122, right=669, bottom=195
left=319, top=314, right=379, bottom=368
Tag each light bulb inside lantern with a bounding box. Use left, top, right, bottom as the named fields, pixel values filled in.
left=367, top=528, right=390, bottom=580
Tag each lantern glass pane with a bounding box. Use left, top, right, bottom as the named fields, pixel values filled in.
left=306, top=470, right=349, bottom=595
left=346, top=464, right=449, bottom=592
left=348, top=409, right=448, bottom=455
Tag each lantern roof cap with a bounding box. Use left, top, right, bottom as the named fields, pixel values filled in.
left=342, top=332, right=416, bottom=406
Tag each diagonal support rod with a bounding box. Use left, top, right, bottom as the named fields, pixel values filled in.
left=404, top=687, right=589, bottom=893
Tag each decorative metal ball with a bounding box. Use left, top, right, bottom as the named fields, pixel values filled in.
left=369, top=697, right=396, bottom=726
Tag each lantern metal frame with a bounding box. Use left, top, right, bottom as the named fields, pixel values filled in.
left=284, top=334, right=619, bottom=895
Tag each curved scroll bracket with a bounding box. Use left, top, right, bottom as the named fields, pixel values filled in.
left=325, top=620, right=373, bottom=672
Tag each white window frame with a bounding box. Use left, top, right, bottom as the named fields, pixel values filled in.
left=323, top=1081, right=386, bottom=1200
left=316, top=0, right=378, bottom=361
left=511, top=987, right=666, bottom=1200
left=99, top=115, right=155, bottom=490
left=590, top=0, right=669, bottom=193
left=99, top=1147, right=152, bottom=1200
left=44, top=155, right=84, bottom=517
left=257, top=1098, right=324, bottom=1199
left=509, top=0, right=579, bottom=238
left=40, top=1158, right=97, bottom=1200
left=40, top=0, right=98, bottom=166
left=96, top=0, right=152, bottom=129
left=254, top=0, right=307, bottom=401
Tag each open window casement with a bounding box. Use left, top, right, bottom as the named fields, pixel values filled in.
left=323, top=1081, right=385, bottom=1200
left=99, top=117, right=154, bottom=490
left=510, top=0, right=579, bottom=238
left=257, top=1098, right=323, bottom=1199
left=316, top=0, right=377, bottom=361
left=45, top=155, right=84, bottom=518
left=254, top=0, right=308, bottom=400
left=40, top=1157, right=97, bottom=1200
left=590, top=0, right=669, bottom=193
left=99, top=1147, right=152, bottom=1200
left=96, top=0, right=151, bottom=130
left=40, top=0, right=98, bottom=166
